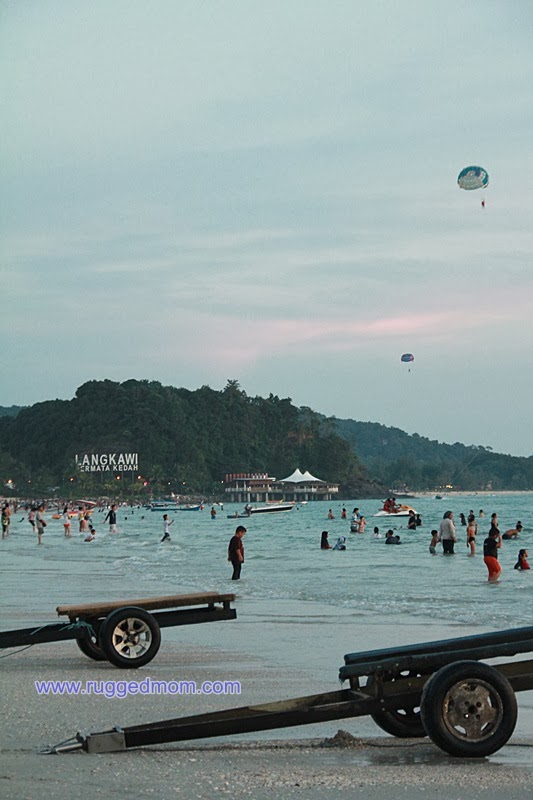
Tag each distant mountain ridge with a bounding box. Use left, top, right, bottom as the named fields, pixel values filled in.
left=333, top=418, right=532, bottom=491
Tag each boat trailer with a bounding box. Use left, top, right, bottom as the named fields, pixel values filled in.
left=49, top=624, right=533, bottom=758
left=0, top=592, right=236, bottom=668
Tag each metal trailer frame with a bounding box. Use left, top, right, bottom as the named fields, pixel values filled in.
left=49, top=624, right=533, bottom=758
left=0, top=592, right=236, bottom=668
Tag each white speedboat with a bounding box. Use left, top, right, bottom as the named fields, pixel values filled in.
left=245, top=504, right=294, bottom=515
left=373, top=505, right=416, bottom=518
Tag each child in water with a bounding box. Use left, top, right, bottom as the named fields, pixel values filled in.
left=514, top=549, right=530, bottom=570
left=429, top=530, right=439, bottom=554
left=84, top=524, right=96, bottom=542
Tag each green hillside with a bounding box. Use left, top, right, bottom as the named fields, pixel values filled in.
left=0, top=380, right=379, bottom=498
left=1, top=383, right=530, bottom=497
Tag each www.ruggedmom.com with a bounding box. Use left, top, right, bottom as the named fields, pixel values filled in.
left=35, top=677, right=242, bottom=699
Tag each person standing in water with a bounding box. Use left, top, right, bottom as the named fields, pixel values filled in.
left=483, top=526, right=502, bottom=582
left=439, top=511, right=457, bottom=555
left=161, top=513, right=174, bottom=542
left=1, top=504, right=11, bottom=538
left=228, top=525, right=246, bottom=580
left=466, top=514, right=477, bottom=556
left=35, top=503, right=46, bottom=545
left=62, top=506, right=71, bottom=537
left=104, top=503, right=118, bottom=534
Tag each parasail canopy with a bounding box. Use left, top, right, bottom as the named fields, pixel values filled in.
left=401, top=353, right=414, bottom=363
left=457, top=166, right=489, bottom=191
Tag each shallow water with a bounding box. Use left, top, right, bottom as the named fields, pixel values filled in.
left=2, top=494, right=531, bottom=630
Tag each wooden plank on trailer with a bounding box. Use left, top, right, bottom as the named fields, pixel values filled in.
left=56, top=592, right=236, bottom=618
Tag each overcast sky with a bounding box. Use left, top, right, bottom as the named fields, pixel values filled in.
left=2, top=1, right=532, bottom=456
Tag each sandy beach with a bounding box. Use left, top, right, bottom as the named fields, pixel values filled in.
left=2, top=598, right=533, bottom=800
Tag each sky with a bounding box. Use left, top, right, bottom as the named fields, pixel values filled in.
left=1, top=1, right=533, bottom=457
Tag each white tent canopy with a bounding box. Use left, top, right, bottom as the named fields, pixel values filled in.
left=279, top=468, right=325, bottom=483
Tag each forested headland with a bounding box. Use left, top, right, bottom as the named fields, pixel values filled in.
left=0, top=380, right=379, bottom=498
left=0, top=379, right=531, bottom=498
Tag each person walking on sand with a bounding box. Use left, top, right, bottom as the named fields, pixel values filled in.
left=228, top=525, right=246, bottom=580
left=161, top=513, right=174, bottom=542
left=438, top=510, right=457, bottom=555
left=483, top=526, right=502, bottom=582
left=104, top=503, right=118, bottom=534
left=466, top=514, right=477, bottom=556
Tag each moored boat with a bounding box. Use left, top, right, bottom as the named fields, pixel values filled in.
left=244, top=503, right=294, bottom=515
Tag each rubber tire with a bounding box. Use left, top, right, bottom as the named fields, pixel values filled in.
left=367, top=673, right=427, bottom=738
left=420, top=660, right=517, bottom=757
left=76, top=629, right=106, bottom=661
left=99, top=606, right=161, bottom=669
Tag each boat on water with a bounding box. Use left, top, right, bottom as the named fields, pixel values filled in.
left=150, top=502, right=179, bottom=512
left=149, top=500, right=202, bottom=512
left=374, top=504, right=416, bottom=518
left=244, top=503, right=294, bottom=515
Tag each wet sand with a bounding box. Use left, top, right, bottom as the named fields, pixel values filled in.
left=2, top=613, right=533, bottom=800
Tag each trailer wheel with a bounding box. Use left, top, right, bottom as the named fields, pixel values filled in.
left=367, top=673, right=426, bottom=738
left=420, top=661, right=517, bottom=757
left=99, top=607, right=161, bottom=668
left=76, top=628, right=106, bottom=661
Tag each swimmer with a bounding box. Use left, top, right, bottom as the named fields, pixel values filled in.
left=502, top=522, right=522, bottom=540
left=320, top=531, right=332, bottom=550
left=84, top=524, right=96, bottom=542
left=385, top=530, right=401, bottom=545
left=332, top=536, right=347, bottom=551
left=373, top=526, right=382, bottom=538
left=514, top=549, right=530, bottom=571
left=429, top=529, right=439, bottom=555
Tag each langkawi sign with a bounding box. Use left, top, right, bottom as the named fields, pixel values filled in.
left=75, top=453, right=139, bottom=473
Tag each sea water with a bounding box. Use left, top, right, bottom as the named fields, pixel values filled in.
left=2, top=493, right=532, bottom=741
left=2, top=493, right=530, bottom=630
